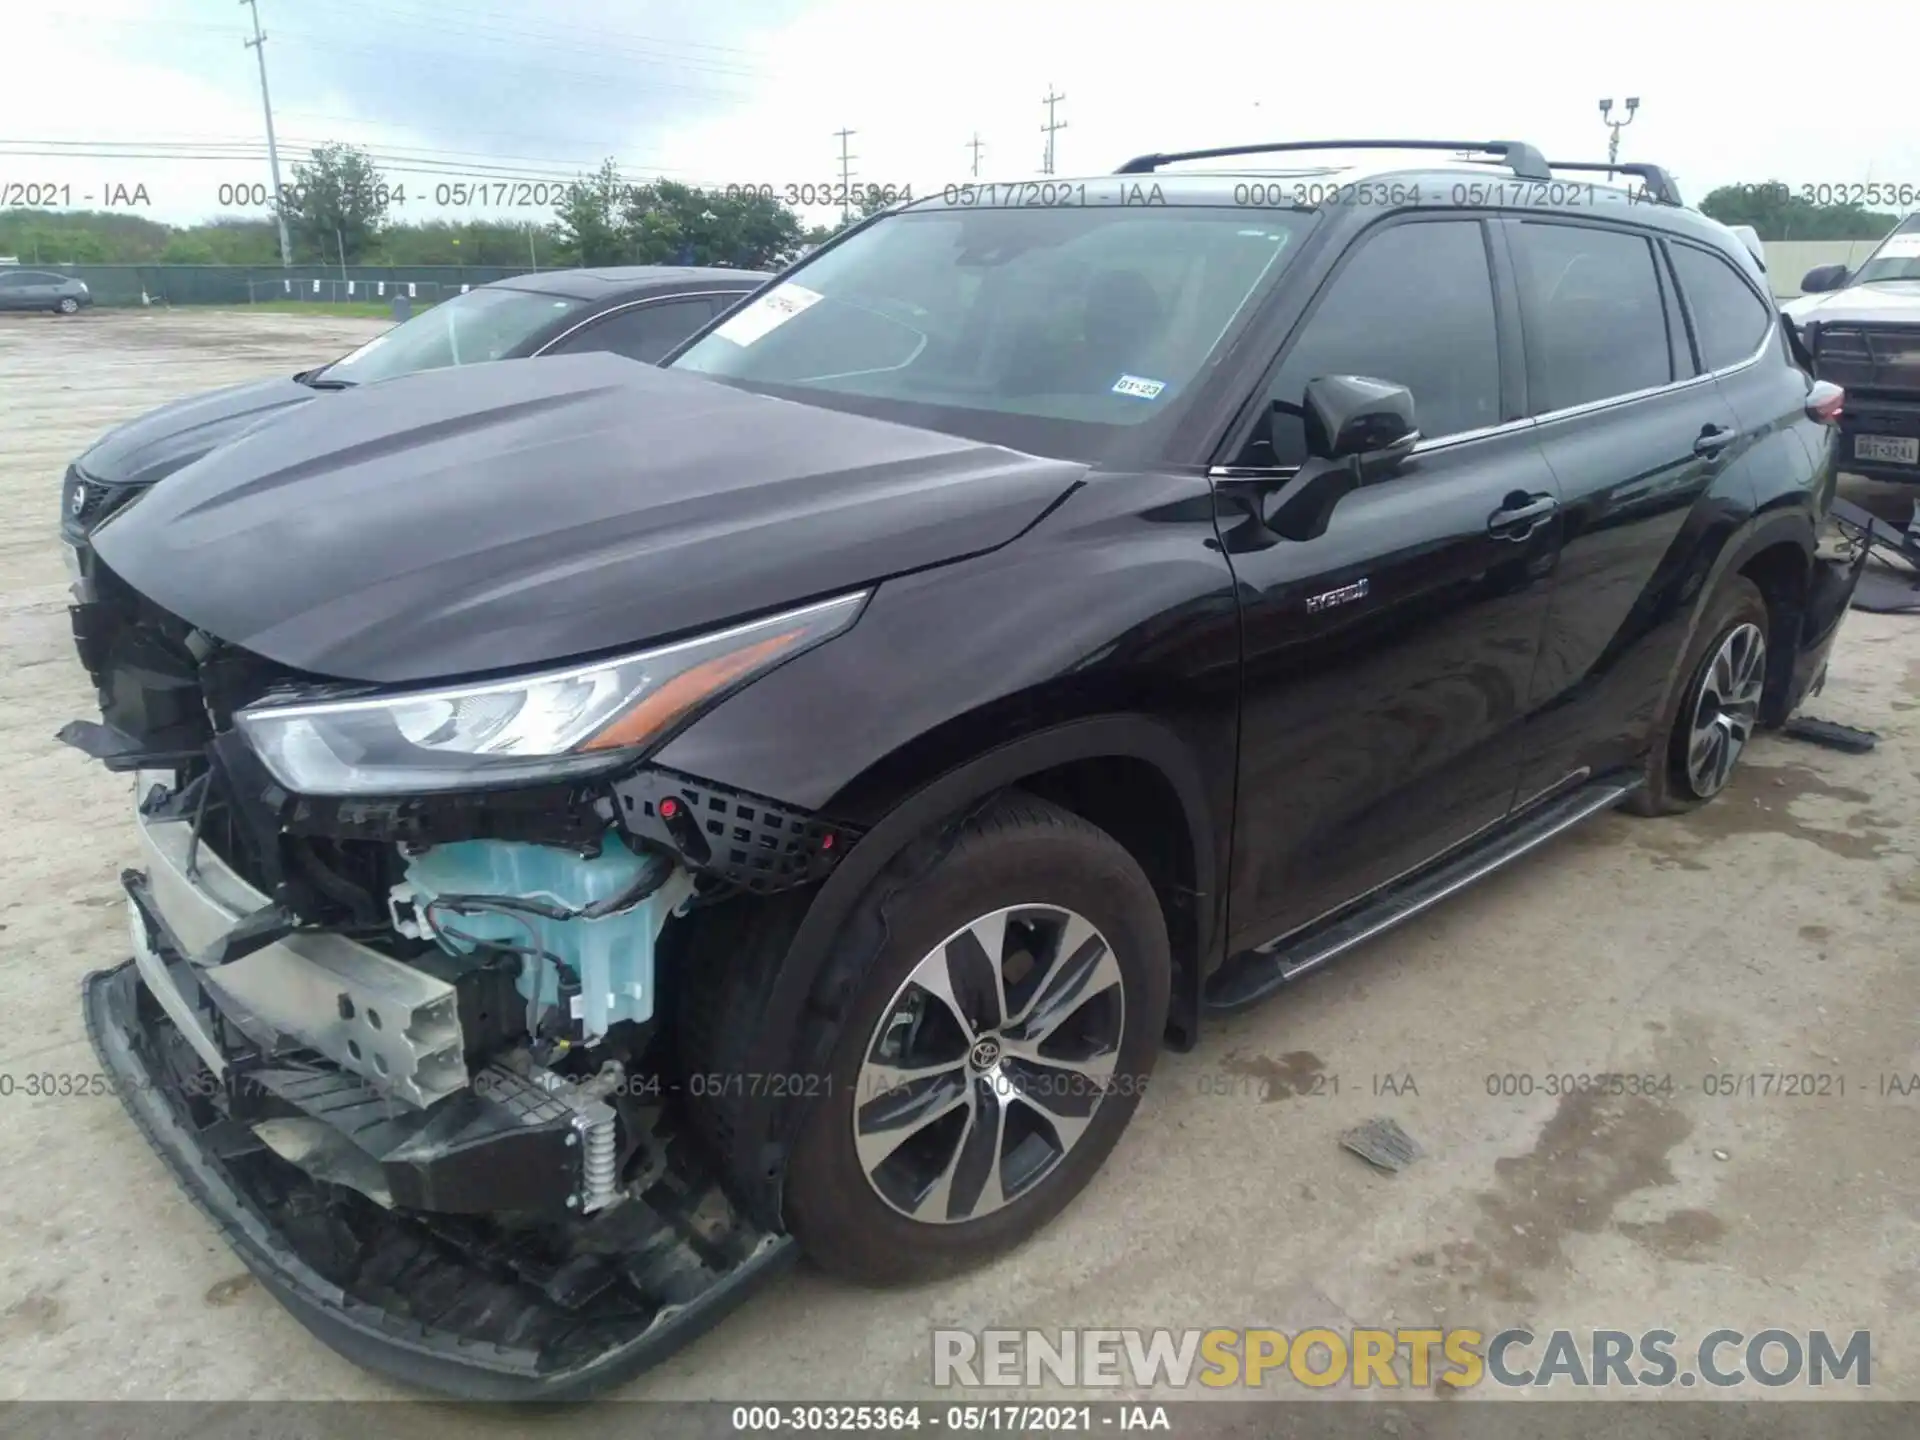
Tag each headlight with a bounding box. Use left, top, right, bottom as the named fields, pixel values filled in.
left=235, top=591, right=869, bottom=796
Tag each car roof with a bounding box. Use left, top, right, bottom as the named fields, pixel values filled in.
left=488, top=265, right=767, bottom=301
left=908, top=156, right=1751, bottom=260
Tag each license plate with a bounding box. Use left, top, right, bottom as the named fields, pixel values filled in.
left=1855, top=434, right=1919, bottom=465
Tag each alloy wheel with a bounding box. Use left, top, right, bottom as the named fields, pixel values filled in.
left=852, top=904, right=1125, bottom=1225
left=1685, top=622, right=1766, bottom=798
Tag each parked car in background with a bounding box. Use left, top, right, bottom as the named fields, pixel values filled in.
left=0, top=267, right=92, bottom=314
left=60, top=265, right=767, bottom=550
left=1783, top=213, right=1920, bottom=483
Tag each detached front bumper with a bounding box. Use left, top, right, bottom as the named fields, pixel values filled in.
left=88, top=785, right=797, bottom=1399
left=85, top=962, right=794, bottom=1398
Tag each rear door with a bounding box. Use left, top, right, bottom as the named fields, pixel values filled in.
left=1667, top=237, right=1822, bottom=497
left=1220, top=214, right=1563, bottom=954
left=1505, top=217, right=1750, bottom=798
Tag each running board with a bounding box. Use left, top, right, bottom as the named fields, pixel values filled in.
left=1205, top=777, right=1641, bottom=1012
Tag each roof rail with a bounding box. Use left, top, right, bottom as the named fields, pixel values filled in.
left=1543, top=160, right=1684, bottom=207
left=1113, top=139, right=1552, bottom=181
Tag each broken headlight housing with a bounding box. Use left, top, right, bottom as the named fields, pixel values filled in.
left=235, top=591, right=868, bottom=796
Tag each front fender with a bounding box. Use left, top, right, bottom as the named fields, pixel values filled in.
left=650, top=471, right=1241, bottom=1222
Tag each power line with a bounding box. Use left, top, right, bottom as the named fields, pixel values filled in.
left=239, top=0, right=292, bottom=266
left=1041, top=87, right=1067, bottom=176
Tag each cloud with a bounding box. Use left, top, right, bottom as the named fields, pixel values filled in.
left=5, top=0, right=1918, bottom=226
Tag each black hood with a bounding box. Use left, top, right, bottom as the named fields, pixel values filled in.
left=91, top=353, right=1087, bottom=685
left=76, top=375, right=318, bottom=488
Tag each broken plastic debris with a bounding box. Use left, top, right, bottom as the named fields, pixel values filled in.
left=1340, top=1116, right=1423, bottom=1172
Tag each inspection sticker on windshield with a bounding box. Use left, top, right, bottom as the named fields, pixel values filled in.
left=1112, top=374, right=1167, bottom=400
left=715, top=283, right=824, bottom=347
left=1877, top=235, right=1920, bottom=259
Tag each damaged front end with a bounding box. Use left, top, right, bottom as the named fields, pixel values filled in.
left=67, top=559, right=862, bottom=1397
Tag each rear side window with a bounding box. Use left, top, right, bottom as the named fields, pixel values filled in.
left=554, top=298, right=717, bottom=363
left=1669, top=243, right=1775, bottom=372
left=1255, top=219, right=1501, bottom=466
left=1512, top=223, right=1672, bottom=412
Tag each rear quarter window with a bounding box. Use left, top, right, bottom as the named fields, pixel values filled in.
left=1669, top=243, right=1776, bottom=372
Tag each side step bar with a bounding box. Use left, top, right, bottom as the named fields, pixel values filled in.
left=1205, top=777, right=1641, bottom=1012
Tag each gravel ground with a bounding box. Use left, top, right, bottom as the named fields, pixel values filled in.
left=0, top=307, right=1915, bottom=1407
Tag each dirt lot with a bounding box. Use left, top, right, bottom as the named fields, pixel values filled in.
left=0, top=308, right=1915, bottom=1403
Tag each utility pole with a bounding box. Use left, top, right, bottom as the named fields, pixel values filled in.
left=241, top=0, right=293, bottom=267
left=967, top=132, right=985, bottom=178
left=1041, top=87, right=1067, bottom=175
left=834, top=128, right=858, bottom=224
left=1598, top=96, right=1640, bottom=171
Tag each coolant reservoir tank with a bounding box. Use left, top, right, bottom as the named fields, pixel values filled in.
left=392, top=834, right=692, bottom=1042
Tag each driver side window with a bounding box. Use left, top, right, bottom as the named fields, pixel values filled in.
left=1244, top=220, right=1501, bottom=467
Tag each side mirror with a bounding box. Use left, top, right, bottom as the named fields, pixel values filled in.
left=1265, top=375, right=1420, bottom=542
left=1800, top=263, right=1849, bottom=294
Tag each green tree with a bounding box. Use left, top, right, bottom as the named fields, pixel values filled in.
left=160, top=234, right=218, bottom=264
left=193, top=219, right=282, bottom=265
left=552, top=159, right=629, bottom=266
left=1699, top=182, right=1896, bottom=241
left=617, top=181, right=804, bottom=269
left=278, top=142, right=392, bottom=263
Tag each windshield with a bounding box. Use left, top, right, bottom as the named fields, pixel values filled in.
left=318, top=285, right=588, bottom=384
left=1853, top=214, right=1920, bottom=284
left=670, top=203, right=1310, bottom=455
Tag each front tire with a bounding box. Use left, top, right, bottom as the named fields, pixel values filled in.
left=1627, top=576, right=1770, bottom=815
left=784, top=793, right=1169, bottom=1284
left=55, top=297, right=79, bottom=315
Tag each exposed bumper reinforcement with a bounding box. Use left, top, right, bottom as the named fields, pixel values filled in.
left=131, top=770, right=467, bottom=1108
left=84, top=959, right=797, bottom=1400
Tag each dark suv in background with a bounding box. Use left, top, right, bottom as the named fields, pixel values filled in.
left=60, top=265, right=764, bottom=549
left=68, top=138, right=1864, bottom=1399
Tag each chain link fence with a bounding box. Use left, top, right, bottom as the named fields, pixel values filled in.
left=21, top=264, right=546, bottom=307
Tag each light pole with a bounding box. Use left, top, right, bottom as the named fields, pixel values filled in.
left=1598, top=96, right=1639, bottom=170
left=241, top=0, right=293, bottom=267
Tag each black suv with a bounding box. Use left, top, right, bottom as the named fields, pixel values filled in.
left=67, top=140, right=1865, bottom=1399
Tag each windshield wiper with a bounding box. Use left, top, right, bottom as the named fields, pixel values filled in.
left=297, top=372, right=356, bottom=389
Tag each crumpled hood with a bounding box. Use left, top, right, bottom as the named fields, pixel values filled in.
left=93, top=352, right=1086, bottom=685
left=76, top=375, right=317, bottom=488
left=1782, top=279, right=1920, bottom=327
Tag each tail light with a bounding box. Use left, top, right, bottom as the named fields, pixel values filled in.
left=1806, top=380, right=1844, bottom=425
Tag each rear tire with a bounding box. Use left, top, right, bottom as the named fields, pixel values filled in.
left=1625, top=576, right=1770, bottom=815
left=782, top=793, right=1169, bottom=1284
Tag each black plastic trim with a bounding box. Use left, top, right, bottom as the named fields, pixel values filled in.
left=83, top=959, right=798, bottom=1401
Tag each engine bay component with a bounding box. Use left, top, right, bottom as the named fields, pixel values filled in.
left=127, top=775, right=470, bottom=1108
left=390, top=832, right=694, bottom=1045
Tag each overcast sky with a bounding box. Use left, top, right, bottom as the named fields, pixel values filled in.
left=5, top=0, right=1920, bottom=227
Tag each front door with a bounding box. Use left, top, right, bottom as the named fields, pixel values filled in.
left=1218, top=215, right=1563, bottom=955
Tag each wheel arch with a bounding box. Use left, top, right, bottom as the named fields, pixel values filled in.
left=1657, top=506, right=1814, bottom=733
left=688, top=714, right=1222, bottom=1227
